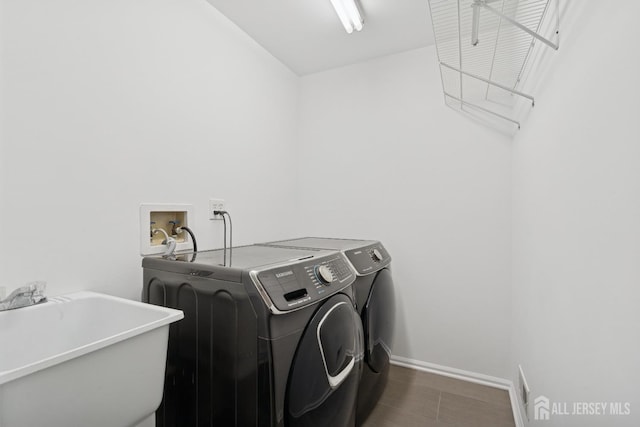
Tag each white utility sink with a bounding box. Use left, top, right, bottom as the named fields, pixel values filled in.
left=0, top=291, right=183, bottom=427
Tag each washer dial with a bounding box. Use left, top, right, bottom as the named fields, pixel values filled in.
left=315, top=265, right=335, bottom=285
left=371, top=249, right=383, bottom=262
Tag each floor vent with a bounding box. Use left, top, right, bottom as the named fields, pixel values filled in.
left=518, top=364, right=531, bottom=420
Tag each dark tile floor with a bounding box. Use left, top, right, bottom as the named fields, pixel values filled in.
left=361, top=365, right=516, bottom=427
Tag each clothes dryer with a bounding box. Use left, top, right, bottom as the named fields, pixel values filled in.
left=259, top=238, right=395, bottom=425
left=142, top=245, right=363, bottom=427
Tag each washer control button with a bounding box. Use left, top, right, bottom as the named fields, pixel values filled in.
left=371, top=249, right=383, bottom=262
left=315, top=265, right=334, bottom=285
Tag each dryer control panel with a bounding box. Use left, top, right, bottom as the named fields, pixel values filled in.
left=344, top=242, right=391, bottom=276
left=251, top=253, right=356, bottom=313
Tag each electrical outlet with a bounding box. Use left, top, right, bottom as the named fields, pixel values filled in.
left=209, top=198, right=225, bottom=220
left=0, top=286, right=6, bottom=300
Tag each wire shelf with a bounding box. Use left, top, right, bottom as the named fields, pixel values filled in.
left=428, top=0, right=560, bottom=129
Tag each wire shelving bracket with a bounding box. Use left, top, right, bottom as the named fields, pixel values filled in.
left=428, top=0, right=560, bottom=129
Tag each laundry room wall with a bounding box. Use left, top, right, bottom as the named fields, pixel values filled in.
left=511, top=2, right=640, bottom=425
left=296, top=47, right=513, bottom=378
left=0, top=0, right=299, bottom=299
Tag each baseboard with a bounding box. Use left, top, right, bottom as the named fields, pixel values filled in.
left=390, top=355, right=526, bottom=427
left=507, top=382, right=527, bottom=427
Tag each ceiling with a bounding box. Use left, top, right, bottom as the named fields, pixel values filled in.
left=205, top=0, right=435, bottom=76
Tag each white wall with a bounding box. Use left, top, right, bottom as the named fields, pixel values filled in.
left=0, top=0, right=299, bottom=299
left=0, top=0, right=512, bottom=381
left=8, top=3, right=637, bottom=415
left=512, top=2, right=640, bottom=425
left=297, top=47, right=513, bottom=378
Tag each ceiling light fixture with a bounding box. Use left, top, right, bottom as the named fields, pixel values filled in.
left=330, top=0, right=363, bottom=34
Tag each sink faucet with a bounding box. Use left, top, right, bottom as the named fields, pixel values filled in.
left=152, top=228, right=177, bottom=259
left=0, top=281, right=47, bottom=311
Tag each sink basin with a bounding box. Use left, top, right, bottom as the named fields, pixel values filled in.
left=0, top=291, right=183, bottom=427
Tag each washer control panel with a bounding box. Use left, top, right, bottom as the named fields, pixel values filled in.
left=252, top=252, right=356, bottom=313
left=343, top=242, right=391, bottom=275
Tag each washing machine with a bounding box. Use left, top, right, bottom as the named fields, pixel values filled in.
left=142, top=244, right=363, bottom=427
left=259, top=238, right=395, bottom=425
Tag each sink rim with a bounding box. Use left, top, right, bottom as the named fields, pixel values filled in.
left=0, top=291, right=183, bottom=385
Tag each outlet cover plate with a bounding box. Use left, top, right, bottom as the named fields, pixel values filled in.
left=209, top=199, right=225, bottom=220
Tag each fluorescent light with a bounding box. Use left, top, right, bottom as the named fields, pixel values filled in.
left=341, top=0, right=363, bottom=32
left=330, top=0, right=363, bottom=34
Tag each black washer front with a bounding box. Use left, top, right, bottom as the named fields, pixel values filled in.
left=286, top=294, right=362, bottom=426
left=256, top=238, right=396, bottom=425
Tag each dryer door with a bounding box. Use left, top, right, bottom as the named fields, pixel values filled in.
left=363, top=268, right=395, bottom=373
left=286, top=294, right=362, bottom=427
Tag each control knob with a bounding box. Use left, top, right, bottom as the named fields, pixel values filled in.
left=371, top=249, right=383, bottom=262
left=315, top=265, right=334, bottom=285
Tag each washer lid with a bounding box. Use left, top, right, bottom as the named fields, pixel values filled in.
left=265, top=237, right=377, bottom=251
left=142, top=244, right=326, bottom=281
left=177, top=245, right=322, bottom=269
